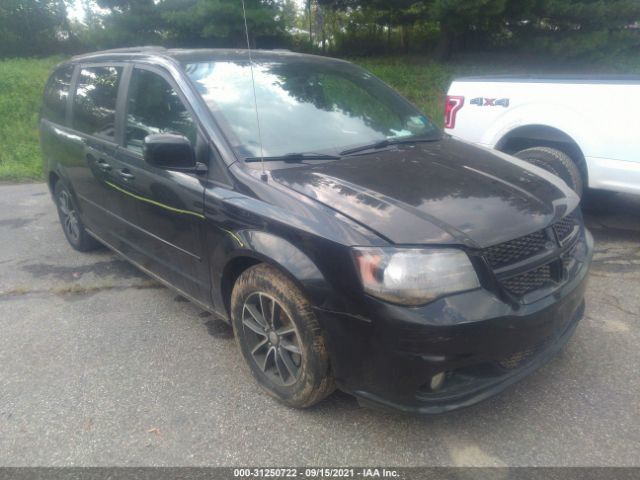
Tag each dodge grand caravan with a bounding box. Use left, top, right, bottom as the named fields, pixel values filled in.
left=40, top=47, right=593, bottom=413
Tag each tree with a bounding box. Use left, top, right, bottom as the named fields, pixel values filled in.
left=428, top=0, right=508, bottom=59
left=0, top=0, right=70, bottom=57
left=363, top=0, right=417, bottom=48
left=1, top=0, right=639, bottom=59
left=513, top=0, right=640, bottom=58
left=160, top=0, right=292, bottom=48
left=91, top=0, right=163, bottom=47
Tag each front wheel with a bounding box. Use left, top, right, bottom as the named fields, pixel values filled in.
left=54, top=182, right=101, bottom=252
left=514, top=146, right=584, bottom=197
left=231, top=264, right=335, bottom=408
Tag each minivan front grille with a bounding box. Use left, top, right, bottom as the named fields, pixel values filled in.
left=552, top=212, right=578, bottom=244
left=483, top=230, right=548, bottom=269
left=502, top=264, right=553, bottom=296
left=482, top=211, right=583, bottom=299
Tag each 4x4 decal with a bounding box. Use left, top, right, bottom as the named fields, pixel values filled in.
left=471, top=97, right=510, bottom=107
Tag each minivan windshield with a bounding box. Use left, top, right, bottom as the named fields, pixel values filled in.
left=185, top=59, right=440, bottom=160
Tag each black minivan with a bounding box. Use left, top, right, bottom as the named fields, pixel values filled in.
left=40, top=47, right=593, bottom=413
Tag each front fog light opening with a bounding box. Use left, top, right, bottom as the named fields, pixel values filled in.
left=430, top=372, right=446, bottom=391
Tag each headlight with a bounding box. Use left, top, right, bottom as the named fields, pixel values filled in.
left=352, top=247, right=480, bottom=306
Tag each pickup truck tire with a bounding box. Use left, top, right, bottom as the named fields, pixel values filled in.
left=231, top=263, right=335, bottom=408
left=54, top=181, right=102, bottom=252
left=514, top=146, right=583, bottom=197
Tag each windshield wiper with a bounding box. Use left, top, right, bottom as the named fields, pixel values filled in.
left=340, top=136, right=440, bottom=156
left=245, top=152, right=341, bottom=163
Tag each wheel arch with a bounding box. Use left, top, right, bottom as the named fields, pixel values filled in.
left=48, top=170, right=60, bottom=196
left=495, top=124, right=588, bottom=185
left=219, top=255, right=262, bottom=321
left=47, top=166, right=81, bottom=209
left=214, top=230, right=331, bottom=322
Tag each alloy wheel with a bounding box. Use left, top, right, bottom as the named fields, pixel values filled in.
left=241, top=292, right=302, bottom=386
left=58, top=190, right=80, bottom=243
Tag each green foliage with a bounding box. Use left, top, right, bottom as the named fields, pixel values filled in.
left=0, top=0, right=70, bottom=57
left=356, top=57, right=454, bottom=127
left=80, top=0, right=163, bottom=48
left=160, top=0, right=290, bottom=48
left=431, top=0, right=508, bottom=29
left=2, top=0, right=639, bottom=60
left=510, top=0, right=640, bottom=59
left=0, top=57, right=62, bottom=181
left=526, top=30, right=634, bottom=60
left=317, top=0, right=640, bottom=59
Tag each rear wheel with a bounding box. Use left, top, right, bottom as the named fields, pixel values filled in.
left=514, top=146, right=583, bottom=197
left=54, top=182, right=101, bottom=252
left=231, top=264, right=335, bottom=408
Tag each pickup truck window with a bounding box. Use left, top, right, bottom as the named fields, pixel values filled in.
left=125, top=68, right=197, bottom=155
left=72, top=66, right=122, bottom=141
left=42, top=65, right=74, bottom=125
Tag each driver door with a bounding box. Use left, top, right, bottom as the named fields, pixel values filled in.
left=113, top=66, right=210, bottom=305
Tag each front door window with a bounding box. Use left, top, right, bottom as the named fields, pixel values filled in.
left=125, top=69, right=197, bottom=155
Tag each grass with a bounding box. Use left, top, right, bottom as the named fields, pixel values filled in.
left=0, top=56, right=62, bottom=182
left=357, top=57, right=455, bottom=127
left=0, top=53, right=638, bottom=182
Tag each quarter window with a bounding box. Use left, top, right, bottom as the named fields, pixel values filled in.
left=125, top=69, right=196, bottom=154
left=42, top=65, right=74, bottom=124
left=72, top=66, right=122, bottom=140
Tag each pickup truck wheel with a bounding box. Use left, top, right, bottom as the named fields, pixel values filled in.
left=54, top=182, right=101, bottom=252
left=230, top=264, right=335, bottom=408
left=514, top=147, right=583, bottom=197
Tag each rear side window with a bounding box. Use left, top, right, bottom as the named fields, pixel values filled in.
left=42, top=65, right=74, bottom=124
left=125, top=68, right=197, bottom=154
left=72, top=66, right=122, bottom=140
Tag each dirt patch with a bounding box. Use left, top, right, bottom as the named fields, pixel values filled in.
left=0, top=218, right=34, bottom=229
left=204, top=318, right=234, bottom=339
left=54, top=281, right=161, bottom=301
left=0, top=280, right=161, bottom=301
left=21, top=259, right=147, bottom=281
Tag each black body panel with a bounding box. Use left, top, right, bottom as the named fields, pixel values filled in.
left=39, top=48, right=593, bottom=413
left=271, top=139, right=578, bottom=248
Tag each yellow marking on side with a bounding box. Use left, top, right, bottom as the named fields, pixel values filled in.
left=105, top=181, right=205, bottom=219
left=105, top=181, right=244, bottom=246
left=219, top=227, right=244, bottom=247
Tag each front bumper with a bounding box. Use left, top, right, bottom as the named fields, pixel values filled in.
left=315, top=230, right=593, bottom=414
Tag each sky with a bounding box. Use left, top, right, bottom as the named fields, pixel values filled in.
left=67, top=0, right=102, bottom=23
left=68, top=0, right=307, bottom=24
left=67, top=1, right=83, bottom=22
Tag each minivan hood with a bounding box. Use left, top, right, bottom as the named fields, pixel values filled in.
left=270, top=138, right=578, bottom=248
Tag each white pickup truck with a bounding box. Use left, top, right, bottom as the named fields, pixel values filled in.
left=444, top=75, right=640, bottom=197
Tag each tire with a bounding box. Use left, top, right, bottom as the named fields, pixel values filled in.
left=514, top=146, right=584, bottom=197
left=231, top=263, right=335, bottom=408
left=54, top=181, right=101, bottom=252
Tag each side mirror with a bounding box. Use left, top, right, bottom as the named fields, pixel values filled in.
left=143, top=133, right=203, bottom=172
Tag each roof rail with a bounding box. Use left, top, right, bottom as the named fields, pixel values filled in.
left=72, top=46, right=167, bottom=60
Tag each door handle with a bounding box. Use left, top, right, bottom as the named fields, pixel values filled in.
left=96, top=159, right=112, bottom=172
left=118, top=169, right=135, bottom=181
